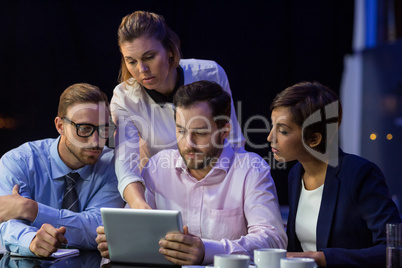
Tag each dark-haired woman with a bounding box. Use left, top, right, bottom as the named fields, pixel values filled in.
left=267, top=81, right=401, bottom=267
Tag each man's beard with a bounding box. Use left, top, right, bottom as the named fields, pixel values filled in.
left=179, top=137, right=223, bottom=170
left=65, top=138, right=102, bottom=166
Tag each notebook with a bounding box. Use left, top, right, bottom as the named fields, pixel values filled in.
left=10, top=248, right=79, bottom=258
left=101, top=208, right=183, bottom=267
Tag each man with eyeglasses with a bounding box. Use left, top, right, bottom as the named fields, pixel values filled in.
left=0, top=83, right=124, bottom=257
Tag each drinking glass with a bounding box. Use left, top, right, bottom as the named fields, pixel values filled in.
left=387, top=223, right=402, bottom=268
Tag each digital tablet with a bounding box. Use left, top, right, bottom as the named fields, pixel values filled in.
left=101, top=208, right=183, bottom=267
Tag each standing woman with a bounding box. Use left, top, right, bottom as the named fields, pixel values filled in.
left=267, top=81, right=401, bottom=267
left=111, top=11, right=245, bottom=209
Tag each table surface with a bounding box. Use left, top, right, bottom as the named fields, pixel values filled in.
left=0, top=250, right=225, bottom=268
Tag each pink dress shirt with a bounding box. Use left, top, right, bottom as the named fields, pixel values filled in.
left=142, top=142, right=287, bottom=264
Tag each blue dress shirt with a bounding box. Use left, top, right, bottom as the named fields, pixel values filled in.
left=0, top=137, right=124, bottom=256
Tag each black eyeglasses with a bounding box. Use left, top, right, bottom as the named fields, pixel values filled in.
left=62, top=117, right=116, bottom=139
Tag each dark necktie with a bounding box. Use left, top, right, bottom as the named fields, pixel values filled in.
left=61, top=172, right=80, bottom=212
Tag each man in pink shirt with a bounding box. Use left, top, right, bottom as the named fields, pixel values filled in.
left=96, top=80, right=287, bottom=265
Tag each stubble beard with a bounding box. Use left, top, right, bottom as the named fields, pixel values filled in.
left=180, top=137, right=223, bottom=170
left=65, top=138, right=102, bottom=166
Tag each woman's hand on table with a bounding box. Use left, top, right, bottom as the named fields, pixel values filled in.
left=287, top=251, right=326, bottom=267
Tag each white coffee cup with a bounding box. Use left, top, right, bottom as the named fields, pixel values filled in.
left=254, top=248, right=287, bottom=268
left=280, top=257, right=317, bottom=268
left=214, top=254, right=250, bottom=268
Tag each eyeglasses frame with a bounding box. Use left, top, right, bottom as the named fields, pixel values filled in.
left=61, top=117, right=116, bottom=139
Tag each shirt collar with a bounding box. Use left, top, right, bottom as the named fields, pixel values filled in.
left=143, top=65, right=184, bottom=107
left=50, top=136, right=92, bottom=180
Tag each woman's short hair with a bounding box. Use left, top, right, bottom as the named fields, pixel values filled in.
left=117, top=11, right=182, bottom=83
left=173, top=80, right=231, bottom=129
left=58, top=83, right=110, bottom=118
left=270, top=81, right=342, bottom=153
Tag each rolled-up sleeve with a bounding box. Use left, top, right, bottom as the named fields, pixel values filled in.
left=111, top=87, right=145, bottom=198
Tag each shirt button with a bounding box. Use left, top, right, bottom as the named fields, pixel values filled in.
left=193, top=210, right=197, bottom=214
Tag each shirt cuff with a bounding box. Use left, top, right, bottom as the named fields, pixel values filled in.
left=31, top=203, right=59, bottom=228
left=202, top=239, right=226, bottom=265
left=16, top=231, right=37, bottom=257
left=118, top=176, right=145, bottom=200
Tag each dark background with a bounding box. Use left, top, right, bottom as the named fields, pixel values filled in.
left=0, top=1, right=355, bottom=205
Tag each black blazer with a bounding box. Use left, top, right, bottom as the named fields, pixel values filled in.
left=287, top=149, right=401, bottom=267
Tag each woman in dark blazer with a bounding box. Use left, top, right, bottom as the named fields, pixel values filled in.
left=267, top=81, right=401, bottom=267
